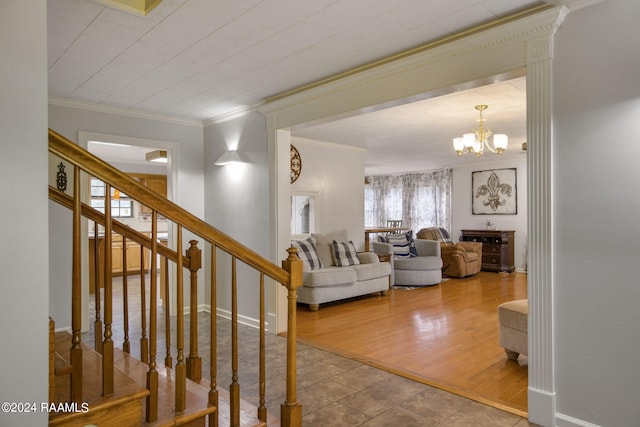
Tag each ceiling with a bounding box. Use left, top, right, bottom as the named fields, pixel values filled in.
left=48, top=0, right=545, bottom=173
left=292, top=76, right=528, bottom=174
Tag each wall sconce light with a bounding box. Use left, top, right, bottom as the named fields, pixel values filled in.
left=214, top=149, right=247, bottom=165
left=145, top=149, right=168, bottom=163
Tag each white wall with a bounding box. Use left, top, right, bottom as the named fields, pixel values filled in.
left=203, top=111, right=270, bottom=324
left=291, top=138, right=367, bottom=249
left=452, top=156, right=528, bottom=271
left=48, top=103, right=205, bottom=329
left=553, top=1, right=640, bottom=426
left=0, top=2, right=49, bottom=425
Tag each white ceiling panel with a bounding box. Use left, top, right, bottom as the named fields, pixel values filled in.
left=48, top=0, right=548, bottom=172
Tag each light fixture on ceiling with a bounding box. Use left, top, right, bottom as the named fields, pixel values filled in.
left=91, top=0, right=163, bottom=16
left=145, top=149, right=167, bottom=163
left=453, top=105, right=508, bottom=157
left=214, top=149, right=248, bottom=166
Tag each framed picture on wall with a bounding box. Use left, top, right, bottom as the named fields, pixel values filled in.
left=472, top=168, right=517, bottom=215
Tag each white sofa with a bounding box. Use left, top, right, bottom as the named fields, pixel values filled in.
left=293, top=230, right=391, bottom=311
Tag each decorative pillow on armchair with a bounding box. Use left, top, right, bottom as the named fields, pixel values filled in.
left=384, top=230, right=418, bottom=258
left=291, top=237, right=324, bottom=271
left=331, top=240, right=361, bottom=267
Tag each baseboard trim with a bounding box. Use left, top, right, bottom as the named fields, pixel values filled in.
left=215, top=307, right=261, bottom=330
left=181, top=303, right=208, bottom=316
left=267, top=312, right=277, bottom=334
left=199, top=304, right=270, bottom=330
left=556, top=413, right=602, bottom=427
left=528, top=387, right=555, bottom=427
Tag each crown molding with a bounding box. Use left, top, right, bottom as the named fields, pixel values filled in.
left=48, top=96, right=204, bottom=128
left=258, top=5, right=569, bottom=128
left=291, top=136, right=366, bottom=153
left=263, top=3, right=554, bottom=106
left=202, top=103, right=262, bottom=127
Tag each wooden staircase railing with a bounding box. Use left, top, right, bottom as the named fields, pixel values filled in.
left=48, top=128, right=303, bottom=426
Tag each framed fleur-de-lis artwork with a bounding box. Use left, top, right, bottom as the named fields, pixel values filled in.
left=472, top=168, right=517, bottom=215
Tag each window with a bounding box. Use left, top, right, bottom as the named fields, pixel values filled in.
left=364, top=169, right=452, bottom=232
left=90, top=177, right=133, bottom=218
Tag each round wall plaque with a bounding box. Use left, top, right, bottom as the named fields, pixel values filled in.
left=290, top=144, right=301, bottom=183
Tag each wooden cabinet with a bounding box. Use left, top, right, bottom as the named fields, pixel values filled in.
left=89, top=234, right=150, bottom=293
left=130, top=174, right=167, bottom=214
left=461, top=230, right=515, bottom=273
left=111, top=238, right=123, bottom=273
left=111, top=235, right=146, bottom=274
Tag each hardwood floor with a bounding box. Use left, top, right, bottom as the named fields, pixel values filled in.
left=296, top=271, right=529, bottom=416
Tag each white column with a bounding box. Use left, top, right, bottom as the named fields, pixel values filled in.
left=525, top=9, right=567, bottom=424
left=267, top=114, right=292, bottom=334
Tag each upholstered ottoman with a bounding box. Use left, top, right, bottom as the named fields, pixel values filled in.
left=498, top=299, right=528, bottom=360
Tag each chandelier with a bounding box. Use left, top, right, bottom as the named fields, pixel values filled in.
left=453, top=105, right=508, bottom=157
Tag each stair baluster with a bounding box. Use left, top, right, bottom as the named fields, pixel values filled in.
left=164, top=253, right=172, bottom=369
left=145, top=210, right=159, bottom=422
left=102, top=184, right=115, bottom=395
left=208, top=244, right=219, bottom=427
left=93, top=221, right=103, bottom=355
left=122, top=235, right=130, bottom=354
left=175, top=225, right=187, bottom=412
left=258, top=272, right=266, bottom=422
left=186, top=240, right=202, bottom=382
left=139, top=245, right=149, bottom=365
left=70, top=165, right=83, bottom=402
left=230, top=256, right=240, bottom=426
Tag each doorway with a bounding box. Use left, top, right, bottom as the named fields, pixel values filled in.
left=263, top=9, right=560, bottom=422
left=78, top=131, right=178, bottom=329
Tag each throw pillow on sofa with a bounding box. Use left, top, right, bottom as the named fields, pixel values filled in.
left=291, top=237, right=324, bottom=271
left=331, top=240, right=361, bottom=267
left=311, top=229, right=349, bottom=267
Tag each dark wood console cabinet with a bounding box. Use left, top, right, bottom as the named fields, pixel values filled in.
left=461, top=230, right=515, bottom=273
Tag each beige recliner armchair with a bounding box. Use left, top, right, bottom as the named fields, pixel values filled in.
left=416, top=227, right=482, bottom=278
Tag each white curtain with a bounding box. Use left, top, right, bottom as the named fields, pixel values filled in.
left=365, top=169, right=452, bottom=233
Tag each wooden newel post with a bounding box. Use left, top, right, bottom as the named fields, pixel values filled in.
left=280, top=246, right=303, bottom=427
left=186, top=240, right=202, bottom=382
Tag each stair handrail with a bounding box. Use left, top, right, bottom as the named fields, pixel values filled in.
left=49, top=128, right=289, bottom=285
left=49, top=187, right=188, bottom=266
left=48, top=128, right=303, bottom=426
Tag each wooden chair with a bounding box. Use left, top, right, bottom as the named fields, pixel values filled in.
left=386, top=220, right=403, bottom=233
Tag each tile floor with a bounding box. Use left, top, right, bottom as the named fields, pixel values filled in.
left=84, top=276, right=540, bottom=426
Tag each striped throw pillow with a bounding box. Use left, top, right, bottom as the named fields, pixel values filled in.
left=291, top=238, right=324, bottom=271
left=331, top=240, right=361, bottom=267
left=385, top=231, right=414, bottom=258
